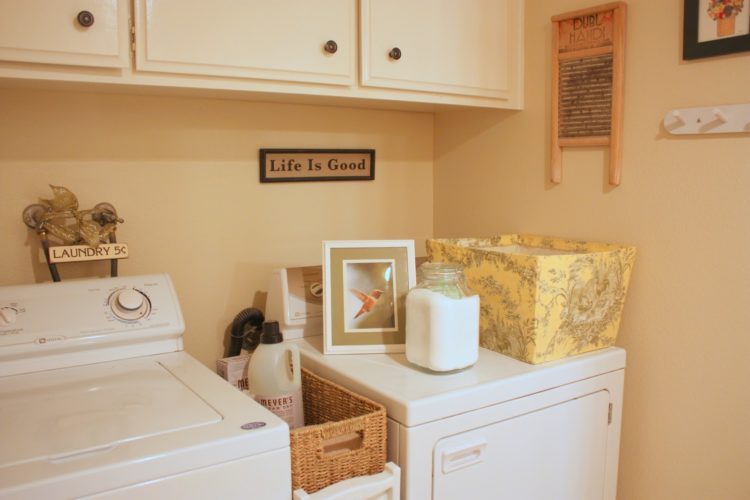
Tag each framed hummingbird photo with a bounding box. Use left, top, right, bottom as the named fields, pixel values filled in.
left=323, top=240, right=416, bottom=354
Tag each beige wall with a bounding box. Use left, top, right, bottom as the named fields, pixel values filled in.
left=434, top=0, right=750, bottom=499
left=0, top=88, right=434, bottom=367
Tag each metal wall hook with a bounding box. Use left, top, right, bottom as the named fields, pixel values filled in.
left=21, top=203, right=48, bottom=230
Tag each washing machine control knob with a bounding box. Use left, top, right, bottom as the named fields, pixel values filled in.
left=117, top=289, right=144, bottom=310
left=110, top=289, right=150, bottom=321
left=0, top=307, right=17, bottom=326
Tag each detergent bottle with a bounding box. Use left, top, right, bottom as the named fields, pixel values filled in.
left=247, top=321, right=304, bottom=429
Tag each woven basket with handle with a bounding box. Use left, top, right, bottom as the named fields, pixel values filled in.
left=290, top=368, right=387, bottom=494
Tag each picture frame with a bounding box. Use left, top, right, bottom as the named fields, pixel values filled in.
left=323, top=240, right=416, bottom=354
left=683, top=0, right=750, bottom=59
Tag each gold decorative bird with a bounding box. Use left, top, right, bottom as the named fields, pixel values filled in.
left=350, top=288, right=384, bottom=319
left=41, top=185, right=79, bottom=212
left=78, top=217, right=117, bottom=247
left=34, top=185, right=121, bottom=247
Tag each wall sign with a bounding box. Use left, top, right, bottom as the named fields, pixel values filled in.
left=259, top=149, right=375, bottom=183
left=21, top=185, right=126, bottom=282
left=48, top=243, right=129, bottom=263
left=551, top=2, right=627, bottom=186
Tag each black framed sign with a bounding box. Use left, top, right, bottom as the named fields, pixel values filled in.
left=683, top=0, right=750, bottom=59
left=259, top=149, right=375, bottom=183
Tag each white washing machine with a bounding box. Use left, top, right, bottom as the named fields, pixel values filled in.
left=295, top=336, right=625, bottom=500
left=0, top=275, right=290, bottom=499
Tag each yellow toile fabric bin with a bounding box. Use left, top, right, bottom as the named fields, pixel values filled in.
left=426, top=235, right=636, bottom=364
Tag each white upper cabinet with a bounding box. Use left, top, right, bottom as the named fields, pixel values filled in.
left=0, top=0, right=523, bottom=109
left=0, top=0, right=129, bottom=68
left=133, top=0, right=355, bottom=86
left=360, top=0, right=522, bottom=106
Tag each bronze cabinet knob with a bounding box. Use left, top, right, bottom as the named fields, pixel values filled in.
left=388, top=47, right=402, bottom=60
left=324, top=40, right=338, bottom=54
left=77, top=10, right=95, bottom=27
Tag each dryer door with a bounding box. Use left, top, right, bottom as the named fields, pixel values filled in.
left=433, top=390, right=611, bottom=500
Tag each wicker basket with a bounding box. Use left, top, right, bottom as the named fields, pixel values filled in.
left=290, top=368, right=387, bottom=494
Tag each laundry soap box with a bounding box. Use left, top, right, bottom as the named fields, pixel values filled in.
left=426, top=235, right=636, bottom=364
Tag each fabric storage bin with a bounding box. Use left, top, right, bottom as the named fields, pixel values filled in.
left=290, top=368, right=387, bottom=494
left=426, top=235, right=636, bottom=364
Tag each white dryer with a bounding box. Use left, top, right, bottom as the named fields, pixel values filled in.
left=0, top=275, right=290, bottom=499
left=295, top=336, right=625, bottom=500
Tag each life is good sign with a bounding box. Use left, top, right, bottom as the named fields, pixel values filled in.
left=49, top=243, right=129, bottom=263
left=260, top=149, right=375, bottom=183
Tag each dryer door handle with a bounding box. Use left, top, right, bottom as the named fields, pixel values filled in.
left=441, top=439, right=487, bottom=474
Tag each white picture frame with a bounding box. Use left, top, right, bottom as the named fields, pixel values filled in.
left=323, top=240, right=416, bottom=354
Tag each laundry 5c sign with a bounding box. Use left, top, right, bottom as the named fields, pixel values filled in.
left=48, top=243, right=129, bottom=263
left=259, top=149, right=375, bottom=183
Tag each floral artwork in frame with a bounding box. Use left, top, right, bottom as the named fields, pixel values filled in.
left=684, top=0, right=750, bottom=59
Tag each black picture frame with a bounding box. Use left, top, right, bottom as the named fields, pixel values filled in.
left=259, top=149, right=375, bottom=183
left=683, top=0, right=750, bottom=59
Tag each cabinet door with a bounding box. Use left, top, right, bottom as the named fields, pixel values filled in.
left=0, top=0, right=129, bottom=68
left=433, top=390, right=611, bottom=500
left=360, top=0, right=522, bottom=100
left=134, top=0, right=355, bottom=86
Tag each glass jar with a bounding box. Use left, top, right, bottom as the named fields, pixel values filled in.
left=405, top=262, right=480, bottom=371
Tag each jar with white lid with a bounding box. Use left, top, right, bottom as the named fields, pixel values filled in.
left=405, top=262, right=480, bottom=371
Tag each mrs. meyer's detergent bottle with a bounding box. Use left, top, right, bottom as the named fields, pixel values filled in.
left=247, top=321, right=304, bottom=429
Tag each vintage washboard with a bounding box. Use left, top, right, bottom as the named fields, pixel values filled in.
left=551, top=2, right=626, bottom=185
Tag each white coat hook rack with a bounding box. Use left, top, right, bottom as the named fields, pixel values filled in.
left=664, top=103, right=750, bottom=135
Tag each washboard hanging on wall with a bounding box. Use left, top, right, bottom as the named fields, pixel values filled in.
left=551, top=2, right=626, bottom=186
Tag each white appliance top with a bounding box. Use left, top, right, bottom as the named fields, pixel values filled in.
left=295, top=336, right=626, bottom=427
left=1, top=355, right=219, bottom=467
left=0, top=275, right=289, bottom=498
left=0, top=351, right=289, bottom=498
left=0, top=274, right=185, bottom=376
